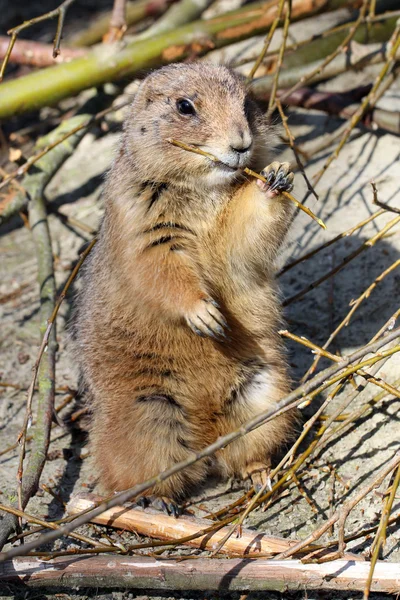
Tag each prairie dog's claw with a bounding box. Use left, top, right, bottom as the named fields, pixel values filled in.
left=186, top=298, right=228, bottom=341
left=257, top=162, right=294, bottom=197
left=138, top=495, right=182, bottom=517
left=242, top=462, right=272, bottom=494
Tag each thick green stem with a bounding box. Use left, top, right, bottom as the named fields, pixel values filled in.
left=0, top=150, right=56, bottom=550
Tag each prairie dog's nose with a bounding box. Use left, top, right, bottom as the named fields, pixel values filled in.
left=229, top=126, right=253, bottom=154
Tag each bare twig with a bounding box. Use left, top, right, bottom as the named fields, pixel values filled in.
left=0, top=0, right=76, bottom=80
left=278, top=0, right=370, bottom=104
left=364, top=463, right=400, bottom=599
left=0, top=36, right=86, bottom=67
left=247, top=0, right=285, bottom=81
left=267, top=0, right=292, bottom=115
left=0, top=328, right=399, bottom=561
left=312, top=21, right=400, bottom=186
left=275, top=451, right=400, bottom=560
left=283, top=215, right=400, bottom=306
left=371, top=180, right=400, bottom=214
left=275, top=98, right=318, bottom=201
left=0, top=504, right=113, bottom=550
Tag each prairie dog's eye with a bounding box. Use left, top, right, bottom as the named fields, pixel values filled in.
left=176, top=98, right=196, bottom=116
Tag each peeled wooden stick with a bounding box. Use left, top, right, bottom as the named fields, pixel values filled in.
left=2, top=555, right=398, bottom=592
left=68, top=495, right=296, bottom=556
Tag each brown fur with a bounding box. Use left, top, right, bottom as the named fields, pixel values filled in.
left=73, top=63, right=296, bottom=500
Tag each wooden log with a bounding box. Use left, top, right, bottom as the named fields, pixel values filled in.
left=68, top=495, right=296, bottom=555
left=1, top=555, right=400, bottom=592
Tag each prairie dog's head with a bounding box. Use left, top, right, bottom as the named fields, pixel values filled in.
left=124, top=63, right=270, bottom=188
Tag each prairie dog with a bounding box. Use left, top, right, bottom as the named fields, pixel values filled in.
left=74, top=63, right=296, bottom=504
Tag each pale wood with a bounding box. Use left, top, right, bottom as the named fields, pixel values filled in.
left=67, top=494, right=296, bottom=555
left=1, top=555, right=400, bottom=592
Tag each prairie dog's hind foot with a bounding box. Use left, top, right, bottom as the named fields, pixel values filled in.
left=242, top=461, right=272, bottom=494
left=257, top=162, right=294, bottom=197
left=185, top=297, right=229, bottom=341
left=138, top=495, right=182, bottom=517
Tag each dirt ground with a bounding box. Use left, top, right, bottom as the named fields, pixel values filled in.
left=1, top=3, right=400, bottom=600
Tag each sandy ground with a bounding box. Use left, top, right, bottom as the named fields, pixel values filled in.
left=0, top=7, right=400, bottom=600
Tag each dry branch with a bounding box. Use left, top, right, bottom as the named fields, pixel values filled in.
left=0, top=137, right=58, bottom=547
left=1, top=555, right=400, bottom=592
left=138, top=0, right=214, bottom=40
left=69, top=0, right=175, bottom=46
left=0, top=37, right=86, bottom=68
left=67, top=495, right=297, bottom=556
left=0, top=0, right=76, bottom=81
left=251, top=29, right=400, bottom=98
left=283, top=215, right=400, bottom=306
left=0, top=0, right=363, bottom=119
left=104, top=0, right=128, bottom=42
left=0, top=327, right=399, bottom=562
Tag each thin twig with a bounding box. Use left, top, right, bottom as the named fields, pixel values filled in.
left=283, top=214, right=400, bottom=306
left=267, top=0, right=292, bottom=115
left=0, top=328, right=399, bottom=561
left=247, top=0, right=286, bottom=81
left=275, top=98, right=318, bottom=201
left=278, top=0, right=370, bottom=104
left=311, top=21, right=400, bottom=187
left=0, top=0, right=76, bottom=80
left=363, top=463, right=400, bottom=599
left=275, top=451, right=400, bottom=560
left=371, top=180, right=400, bottom=214
left=0, top=504, right=112, bottom=549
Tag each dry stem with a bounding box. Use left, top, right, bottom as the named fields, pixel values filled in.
left=312, top=21, right=400, bottom=186
left=275, top=451, right=400, bottom=559
left=247, top=0, right=285, bottom=80
left=278, top=0, right=370, bottom=103
left=267, top=0, right=292, bottom=114
left=0, top=0, right=76, bottom=80
left=283, top=214, right=400, bottom=306
left=363, top=463, right=400, bottom=599
left=0, top=327, right=399, bottom=561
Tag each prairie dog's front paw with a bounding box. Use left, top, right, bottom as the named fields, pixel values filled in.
left=185, top=298, right=228, bottom=341
left=257, top=162, right=294, bottom=197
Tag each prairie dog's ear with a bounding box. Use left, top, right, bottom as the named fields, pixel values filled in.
left=131, top=71, right=161, bottom=111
